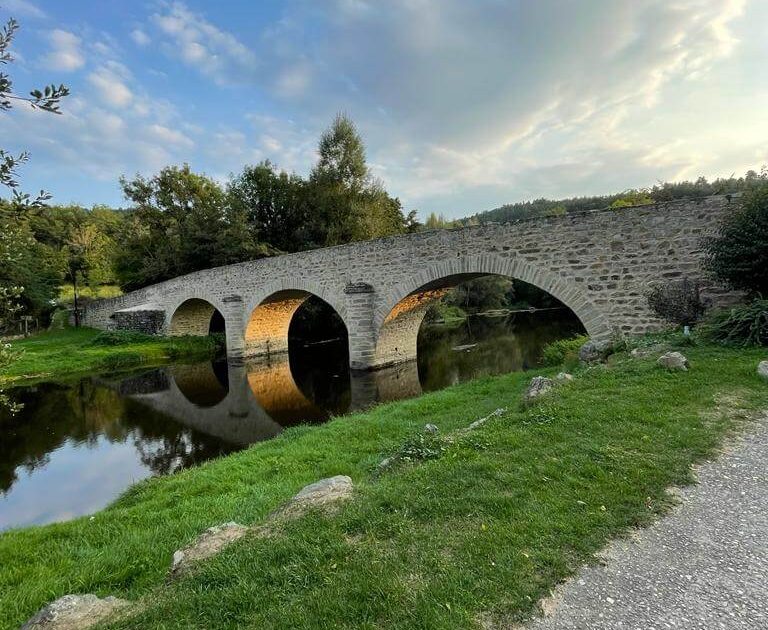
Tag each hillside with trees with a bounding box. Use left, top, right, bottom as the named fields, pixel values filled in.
left=460, top=170, right=768, bottom=225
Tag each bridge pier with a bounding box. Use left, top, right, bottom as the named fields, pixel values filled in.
left=344, top=283, right=378, bottom=371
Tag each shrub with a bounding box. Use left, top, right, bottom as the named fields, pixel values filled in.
left=540, top=334, right=589, bottom=367
left=704, top=184, right=768, bottom=295
left=701, top=299, right=768, bottom=347
left=646, top=278, right=705, bottom=327
left=89, top=330, right=156, bottom=346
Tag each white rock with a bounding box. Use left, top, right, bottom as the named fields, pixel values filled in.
left=279, top=475, right=354, bottom=516
left=21, top=594, right=131, bottom=629
left=657, top=351, right=689, bottom=371
left=170, top=522, right=249, bottom=577
left=556, top=372, right=574, bottom=382
left=758, top=361, right=768, bottom=381
left=525, top=376, right=554, bottom=402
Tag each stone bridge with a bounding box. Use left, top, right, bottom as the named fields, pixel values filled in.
left=82, top=195, right=735, bottom=370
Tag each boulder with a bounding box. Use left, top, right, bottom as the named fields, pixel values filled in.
left=657, top=351, right=689, bottom=371
left=170, top=522, right=249, bottom=577
left=579, top=340, right=611, bottom=364
left=555, top=372, right=574, bottom=382
left=524, top=376, right=553, bottom=402
left=273, top=475, right=354, bottom=519
left=21, top=594, right=131, bottom=630
left=758, top=361, right=768, bottom=381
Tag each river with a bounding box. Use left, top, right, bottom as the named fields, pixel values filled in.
left=0, top=310, right=583, bottom=530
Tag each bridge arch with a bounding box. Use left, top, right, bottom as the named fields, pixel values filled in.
left=372, top=255, right=611, bottom=368
left=168, top=296, right=228, bottom=338
left=244, top=279, right=348, bottom=359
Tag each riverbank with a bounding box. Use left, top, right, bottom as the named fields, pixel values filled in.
left=1, top=341, right=766, bottom=629
left=0, top=327, right=222, bottom=385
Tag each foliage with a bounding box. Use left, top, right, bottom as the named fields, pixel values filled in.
left=388, top=429, right=448, bottom=465
left=424, top=212, right=456, bottom=229
left=444, top=275, right=515, bottom=314
left=227, top=161, right=311, bottom=253
left=540, top=334, right=589, bottom=367
left=646, top=278, right=705, bottom=327
left=701, top=299, right=768, bottom=347
left=1, top=344, right=767, bottom=628
left=704, top=181, right=768, bottom=296
left=115, top=165, right=233, bottom=289
left=610, top=190, right=654, bottom=208
left=308, top=113, right=413, bottom=246
left=58, top=283, right=122, bottom=305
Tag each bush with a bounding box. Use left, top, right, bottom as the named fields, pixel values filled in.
left=701, top=299, right=768, bottom=347
left=704, top=184, right=768, bottom=295
left=540, top=334, right=589, bottom=367
left=646, top=278, right=705, bottom=327
left=89, top=330, right=155, bottom=346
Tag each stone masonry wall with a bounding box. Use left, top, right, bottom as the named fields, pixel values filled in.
left=82, top=195, right=738, bottom=370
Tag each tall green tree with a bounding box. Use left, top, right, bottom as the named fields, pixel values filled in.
left=309, top=113, right=409, bottom=245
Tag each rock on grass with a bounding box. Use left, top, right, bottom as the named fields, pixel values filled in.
left=657, top=352, right=689, bottom=371
left=21, top=594, right=131, bottom=630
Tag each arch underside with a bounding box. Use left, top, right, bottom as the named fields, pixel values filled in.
left=169, top=298, right=221, bottom=337
left=244, top=290, right=310, bottom=357
left=372, top=257, right=611, bottom=369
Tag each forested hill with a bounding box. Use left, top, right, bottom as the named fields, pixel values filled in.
left=457, top=170, right=766, bottom=226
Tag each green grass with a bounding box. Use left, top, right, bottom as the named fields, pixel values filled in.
left=1, top=343, right=767, bottom=629
left=58, top=284, right=123, bottom=305
left=0, top=327, right=222, bottom=385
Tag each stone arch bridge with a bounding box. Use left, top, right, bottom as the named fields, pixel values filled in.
left=82, top=195, right=734, bottom=370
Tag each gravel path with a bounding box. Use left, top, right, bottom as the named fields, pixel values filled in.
left=525, top=413, right=768, bottom=630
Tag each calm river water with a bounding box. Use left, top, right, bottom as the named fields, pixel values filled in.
left=0, top=311, right=582, bottom=530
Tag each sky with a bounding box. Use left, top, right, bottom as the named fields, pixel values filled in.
left=2, top=0, right=767, bottom=219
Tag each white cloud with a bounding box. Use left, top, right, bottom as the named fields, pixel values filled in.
left=87, top=62, right=133, bottom=107
left=40, top=29, right=85, bottom=71
left=3, top=0, right=45, bottom=19
left=130, top=29, right=150, bottom=47
left=146, top=123, right=194, bottom=148
left=150, top=1, right=258, bottom=85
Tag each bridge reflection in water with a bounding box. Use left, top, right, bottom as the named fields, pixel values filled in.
left=111, top=352, right=423, bottom=446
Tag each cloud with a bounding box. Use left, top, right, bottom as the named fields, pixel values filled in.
left=40, top=29, right=85, bottom=71
left=130, top=29, right=150, bottom=47
left=149, top=1, right=258, bottom=84
left=248, top=0, right=750, bottom=215
left=87, top=62, right=133, bottom=107
left=2, top=0, right=45, bottom=19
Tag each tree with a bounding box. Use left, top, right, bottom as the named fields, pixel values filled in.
left=704, top=182, right=768, bottom=296
left=312, top=113, right=368, bottom=192
left=117, top=165, right=229, bottom=289
left=308, top=113, right=410, bottom=245
left=0, top=10, right=69, bottom=342
left=228, top=161, right=310, bottom=252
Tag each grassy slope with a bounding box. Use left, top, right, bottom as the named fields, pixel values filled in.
left=0, top=328, right=219, bottom=385
left=0, top=344, right=766, bottom=629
